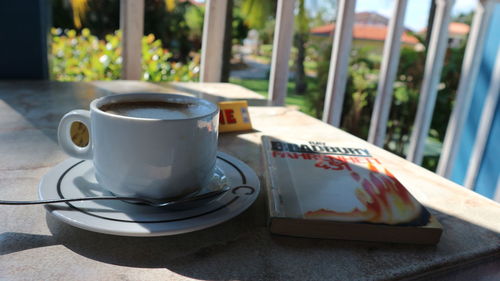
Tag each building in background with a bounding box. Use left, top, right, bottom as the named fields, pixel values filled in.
left=311, top=12, right=471, bottom=53
left=310, top=12, right=419, bottom=54
left=419, top=22, right=470, bottom=48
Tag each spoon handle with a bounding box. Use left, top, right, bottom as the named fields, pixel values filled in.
left=0, top=185, right=231, bottom=207
left=0, top=196, right=150, bottom=205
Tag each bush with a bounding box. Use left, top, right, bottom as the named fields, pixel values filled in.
left=50, top=28, right=200, bottom=82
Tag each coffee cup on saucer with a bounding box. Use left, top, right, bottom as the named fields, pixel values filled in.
left=57, top=93, right=219, bottom=200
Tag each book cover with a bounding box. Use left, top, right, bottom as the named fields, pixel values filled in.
left=262, top=136, right=442, bottom=244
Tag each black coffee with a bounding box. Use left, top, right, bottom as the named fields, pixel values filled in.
left=99, top=100, right=209, bottom=120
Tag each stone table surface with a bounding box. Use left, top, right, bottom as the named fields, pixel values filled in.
left=0, top=81, right=499, bottom=281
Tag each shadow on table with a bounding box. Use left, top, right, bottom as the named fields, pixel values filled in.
left=42, top=206, right=500, bottom=281
left=0, top=232, right=57, bottom=255
left=0, top=81, right=105, bottom=143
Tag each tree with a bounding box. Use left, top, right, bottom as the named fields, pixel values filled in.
left=58, top=0, right=203, bottom=62
left=307, top=41, right=463, bottom=171
left=240, top=0, right=273, bottom=30
left=53, top=0, right=119, bottom=38
left=294, top=0, right=309, bottom=94
left=221, top=0, right=234, bottom=82
left=240, top=0, right=310, bottom=94
left=184, top=4, right=205, bottom=47
left=222, top=0, right=250, bottom=82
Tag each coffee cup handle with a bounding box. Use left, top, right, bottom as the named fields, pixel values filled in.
left=57, top=110, right=93, bottom=160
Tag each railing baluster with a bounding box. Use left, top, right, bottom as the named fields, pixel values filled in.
left=407, top=0, right=454, bottom=165
left=120, top=0, right=144, bottom=80
left=494, top=178, right=500, bottom=203
left=437, top=0, right=495, bottom=178
left=200, top=0, right=228, bottom=82
left=322, top=0, right=356, bottom=126
left=268, top=0, right=296, bottom=106
left=368, top=0, right=408, bottom=146
left=464, top=47, right=500, bottom=189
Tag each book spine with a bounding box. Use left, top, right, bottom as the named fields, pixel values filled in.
left=261, top=136, right=281, bottom=217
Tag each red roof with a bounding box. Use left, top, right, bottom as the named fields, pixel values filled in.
left=310, top=23, right=419, bottom=44
left=419, top=22, right=470, bottom=36
left=311, top=23, right=335, bottom=34
left=448, top=22, right=470, bottom=35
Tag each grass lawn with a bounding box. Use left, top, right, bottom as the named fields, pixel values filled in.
left=229, top=77, right=317, bottom=116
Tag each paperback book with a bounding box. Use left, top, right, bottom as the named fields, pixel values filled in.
left=262, top=136, right=442, bottom=244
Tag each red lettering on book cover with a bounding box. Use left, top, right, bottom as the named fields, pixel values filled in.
left=305, top=159, right=421, bottom=224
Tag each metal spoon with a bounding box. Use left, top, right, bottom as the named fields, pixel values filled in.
left=0, top=185, right=230, bottom=208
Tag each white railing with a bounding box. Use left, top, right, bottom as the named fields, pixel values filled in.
left=322, top=0, right=356, bottom=126
left=120, top=0, right=143, bottom=80
left=407, top=0, right=455, bottom=164
left=368, top=0, right=408, bottom=146
left=118, top=0, right=499, bottom=191
left=200, top=0, right=228, bottom=82
left=268, top=0, right=295, bottom=106
left=436, top=0, right=496, bottom=179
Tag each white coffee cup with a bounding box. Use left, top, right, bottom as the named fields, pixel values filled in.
left=57, top=93, right=219, bottom=200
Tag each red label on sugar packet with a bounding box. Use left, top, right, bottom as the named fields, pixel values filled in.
left=218, top=100, right=252, bottom=133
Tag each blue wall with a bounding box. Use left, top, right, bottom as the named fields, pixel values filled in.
left=452, top=4, right=500, bottom=199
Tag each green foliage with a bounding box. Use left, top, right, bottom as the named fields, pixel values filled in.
left=305, top=38, right=466, bottom=172
left=232, top=4, right=250, bottom=43
left=308, top=46, right=381, bottom=135
left=383, top=47, right=425, bottom=156
left=259, top=44, right=274, bottom=58
left=52, top=0, right=119, bottom=38
left=229, top=77, right=314, bottom=115
left=293, top=0, right=310, bottom=94
left=184, top=5, right=205, bottom=41
left=238, top=0, right=276, bottom=45
left=454, top=12, right=474, bottom=25
left=50, top=28, right=199, bottom=82
left=144, top=0, right=198, bottom=62
left=51, top=28, right=121, bottom=81
left=339, top=48, right=380, bottom=138
left=141, top=33, right=201, bottom=82
left=240, top=0, right=274, bottom=30
left=295, top=0, right=309, bottom=34
left=53, top=0, right=204, bottom=62
left=258, top=19, right=277, bottom=44
left=430, top=45, right=466, bottom=141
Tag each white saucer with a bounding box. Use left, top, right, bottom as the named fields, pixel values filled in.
left=38, top=152, right=260, bottom=237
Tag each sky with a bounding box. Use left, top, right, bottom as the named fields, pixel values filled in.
left=355, top=0, right=478, bottom=31
left=196, top=0, right=479, bottom=31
